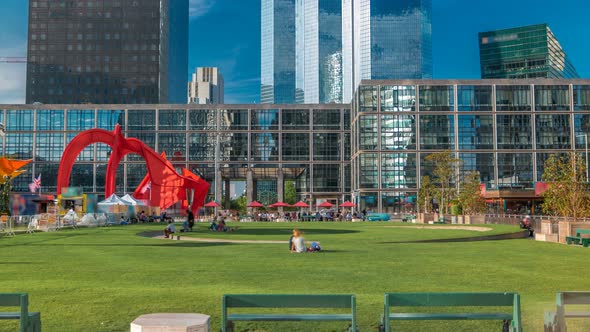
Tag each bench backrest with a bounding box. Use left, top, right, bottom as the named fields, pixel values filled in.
left=0, top=293, right=28, bottom=332
left=557, top=292, right=590, bottom=306
left=224, top=294, right=355, bottom=309
left=385, top=292, right=517, bottom=307
left=575, top=229, right=590, bottom=236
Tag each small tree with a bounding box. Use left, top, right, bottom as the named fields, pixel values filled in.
left=0, top=176, right=12, bottom=215
left=284, top=180, right=297, bottom=204
left=457, top=171, right=486, bottom=215
left=425, top=151, right=461, bottom=215
left=541, top=153, right=590, bottom=221
left=417, top=175, right=435, bottom=213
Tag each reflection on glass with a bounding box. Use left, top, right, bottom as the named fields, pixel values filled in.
left=419, top=115, right=454, bottom=149
left=189, top=109, right=217, bottom=130
left=458, top=115, right=493, bottom=150
left=497, top=153, right=533, bottom=188
left=381, top=153, right=417, bottom=189
left=419, top=85, right=454, bottom=111
left=37, top=110, right=64, bottom=130
left=128, top=110, right=155, bottom=130
left=159, top=109, right=187, bottom=130
left=381, top=114, right=415, bottom=150
left=252, top=133, right=279, bottom=161
left=282, top=109, right=309, bottom=130
left=313, top=133, right=340, bottom=161
left=496, top=85, right=531, bottom=111
left=251, top=109, right=279, bottom=130
left=573, top=85, right=590, bottom=111
left=457, top=85, right=492, bottom=111
left=381, top=85, right=416, bottom=112
left=67, top=109, right=95, bottom=130
left=359, top=153, right=378, bottom=189
left=535, top=114, right=570, bottom=149
left=313, top=109, right=341, bottom=130
left=97, top=110, right=124, bottom=130
left=496, top=115, right=532, bottom=149
left=313, top=164, right=340, bottom=192
left=282, top=133, right=310, bottom=161
left=7, top=110, right=33, bottom=131
left=535, top=85, right=569, bottom=111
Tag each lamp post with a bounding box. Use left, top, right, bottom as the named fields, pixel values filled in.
left=576, top=134, right=589, bottom=183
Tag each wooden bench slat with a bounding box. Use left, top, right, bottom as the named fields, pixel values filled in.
left=386, top=292, right=516, bottom=307
left=388, top=313, right=513, bottom=321
left=228, top=313, right=354, bottom=321
left=564, top=311, right=590, bottom=318
left=224, top=294, right=355, bottom=308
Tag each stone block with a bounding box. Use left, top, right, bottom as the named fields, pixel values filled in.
left=131, top=313, right=210, bottom=332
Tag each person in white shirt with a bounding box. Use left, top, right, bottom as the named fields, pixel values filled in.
left=290, top=229, right=306, bottom=253
left=164, top=220, right=176, bottom=238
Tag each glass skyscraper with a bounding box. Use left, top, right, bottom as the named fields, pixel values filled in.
left=26, top=0, right=188, bottom=104
left=479, top=24, right=580, bottom=79
left=261, top=0, right=300, bottom=104
left=296, top=0, right=343, bottom=104
left=342, top=0, right=433, bottom=103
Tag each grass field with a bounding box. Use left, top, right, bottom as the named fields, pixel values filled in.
left=1, top=222, right=589, bottom=331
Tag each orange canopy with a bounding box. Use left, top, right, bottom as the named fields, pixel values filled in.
left=0, top=158, right=31, bottom=183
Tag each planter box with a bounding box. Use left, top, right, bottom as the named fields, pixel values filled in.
left=535, top=233, right=559, bottom=242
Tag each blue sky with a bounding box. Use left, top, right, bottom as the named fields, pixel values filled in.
left=1, top=0, right=590, bottom=103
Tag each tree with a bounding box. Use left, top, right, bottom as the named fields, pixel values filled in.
left=0, top=176, right=12, bottom=215
left=541, top=152, right=590, bottom=220
left=284, top=180, right=297, bottom=204
left=457, top=171, right=486, bottom=215
left=425, top=151, right=461, bottom=215
left=417, top=175, right=435, bottom=213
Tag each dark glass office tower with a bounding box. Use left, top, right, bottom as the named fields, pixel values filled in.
left=26, top=0, right=188, bottom=104
left=261, top=0, right=299, bottom=104
left=342, top=0, right=433, bottom=102
left=479, top=24, right=580, bottom=79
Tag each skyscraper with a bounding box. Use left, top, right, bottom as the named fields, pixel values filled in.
left=296, top=0, right=343, bottom=104
left=342, top=0, right=433, bottom=103
left=261, top=0, right=299, bottom=104
left=479, top=24, right=580, bottom=79
left=188, top=67, right=224, bottom=104
left=26, top=0, right=188, bottom=104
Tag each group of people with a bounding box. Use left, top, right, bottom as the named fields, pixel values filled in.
left=209, top=213, right=234, bottom=232
left=289, top=229, right=322, bottom=253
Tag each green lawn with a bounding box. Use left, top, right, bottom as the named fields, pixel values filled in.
left=1, top=222, right=589, bottom=331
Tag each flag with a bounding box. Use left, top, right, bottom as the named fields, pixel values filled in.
left=33, top=174, right=41, bottom=189
left=29, top=182, right=37, bottom=193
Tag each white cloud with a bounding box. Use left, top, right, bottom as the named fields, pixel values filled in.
left=189, top=0, right=216, bottom=18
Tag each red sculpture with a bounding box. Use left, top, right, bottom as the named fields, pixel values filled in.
left=57, top=124, right=210, bottom=211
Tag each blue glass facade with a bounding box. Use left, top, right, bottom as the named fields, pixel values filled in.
left=166, top=0, right=189, bottom=103
left=297, top=0, right=343, bottom=104
left=343, top=0, right=433, bottom=102
left=261, top=0, right=299, bottom=104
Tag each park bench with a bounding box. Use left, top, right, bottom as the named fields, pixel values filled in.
left=0, top=293, right=41, bottom=332
left=221, top=294, right=358, bottom=332
left=379, top=292, right=521, bottom=332
left=402, top=215, right=416, bottom=223
left=544, top=291, right=590, bottom=331
left=433, top=217, right=446, bottom=224
left=565, top=229, right=590, bottom=247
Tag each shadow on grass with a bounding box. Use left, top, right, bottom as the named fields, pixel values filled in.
left=24, top=241, right=234, bottom=248
left=377, top=230, right=528, bottom=244
left=190, top=228, right=360, bottom=236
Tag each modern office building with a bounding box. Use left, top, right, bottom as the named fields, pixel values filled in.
left=261, top=0, right=300, bottom=104
left=188, top=67, right=224, bottom=104
left=296, top=0, right=343, bottom=104
left=479, top=24, right=580, bottom=79
left=26, top=0, right=188, bottom=104
left=1, top=104, right=351, bottom=209
left=351, top=79, right=590, bottom=213
left=342, top=0, right=433, bottom=102
left=4, top=79, right=590, bottom=213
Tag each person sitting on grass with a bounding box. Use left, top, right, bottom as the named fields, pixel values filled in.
left=209, top=220, right=218, bottom=231
left=290, top=229, right=306, bottom=253
left=164, top=220, right=175, bottom=238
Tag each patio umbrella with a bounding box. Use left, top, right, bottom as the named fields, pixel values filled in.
left=204, top=201, right=221, bottom=207
left=339, top=201, right=356, bottom=208
left=318, top=201, right=333, bottom=208
left=292, top=201, right=309, bottom=208
left=271, top=201, right=290, bottom=207
left=247, top=201, right=264, bottom=208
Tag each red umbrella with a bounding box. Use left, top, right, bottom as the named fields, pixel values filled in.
left=271, top=201, right=291, bottom=207
left=318, top=201, right=333, bottom=208
left=292, top=201, right=309, bottom=208
left=339, top=201, right=356, bottom=208
left=204, top=201, right=221, bottom=207
left=247, top=201, right=264, bottom=208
